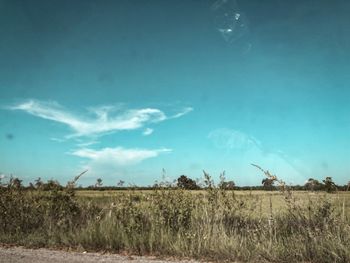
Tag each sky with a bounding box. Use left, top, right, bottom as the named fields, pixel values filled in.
left=1, top=0, right=350, bottom=186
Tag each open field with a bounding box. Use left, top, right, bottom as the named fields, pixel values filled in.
left=1, top=184, right=350, bottom=263
left=76, top=190, right=350, bottom=218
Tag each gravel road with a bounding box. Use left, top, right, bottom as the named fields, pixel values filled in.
left=0, top=246, right=203, bottom=263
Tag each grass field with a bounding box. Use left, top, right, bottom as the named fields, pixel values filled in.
left=1, top=183, right=350, bottom=263
left=76, top=189, right=350, bottom=218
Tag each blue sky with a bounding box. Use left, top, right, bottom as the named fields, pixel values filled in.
left=1, top=0, right=350, bottom=186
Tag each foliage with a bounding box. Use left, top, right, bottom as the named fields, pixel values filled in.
left=117, top=180, right=125, bottom=187
left=218, top=170, right=235, bottom=190
left=305, top=178, right=323, bottom=191
left=252, top=164, right=278, bottom=190
left=0, top=175, right=98, bottom=245
left=219, top=180, right=235, bottom=190
left=176, top=175, right=200, bottom=190
left=95, top=178, right=103, bottom=187
left=0, top=172, right=350, bottom=263
left=323, top=177, right=337, bottom=193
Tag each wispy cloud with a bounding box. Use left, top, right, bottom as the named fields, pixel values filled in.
left=9, top=100, right=193, bottom=137
left=50, top=137, right=66, bottom=143
left=142, top=128, right=154, bottom=136
left=169, top=107, right=193, bottom=119
left=76, top=140, right=100, bottom=147
left=208, top=128, right=261, bottom=151
left=71, top=146, right=172, bottom=166
left=208, top=128, right=308, bottom=184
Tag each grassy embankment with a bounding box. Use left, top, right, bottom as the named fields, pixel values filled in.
left=1, top=177, right=350, bottom=263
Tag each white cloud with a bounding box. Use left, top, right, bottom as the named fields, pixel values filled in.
left=71, top=146, right=172, bottom=166
left=50, top=137, right=66, bottom=143
left=76, top=140, right=100, bottom=147
left=9, top=99, right=192, bottom=137
left=169, top=107, right=193, bottom=119
left=142, top=128, right=154, bottom=136
left=71, top=146, right=171, bottom=181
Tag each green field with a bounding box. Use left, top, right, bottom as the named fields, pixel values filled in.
left=1, top=185, right=350, bottom=263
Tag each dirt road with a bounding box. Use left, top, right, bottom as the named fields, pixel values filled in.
left=0, top=246, right=203, bottom=263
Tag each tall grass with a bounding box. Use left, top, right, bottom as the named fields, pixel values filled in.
left=0, top=174, right=349, bottom=263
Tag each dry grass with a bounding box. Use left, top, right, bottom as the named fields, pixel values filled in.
left=1, top=176, right=350, bottom=263
left=76, top=190, right=350, bottom=218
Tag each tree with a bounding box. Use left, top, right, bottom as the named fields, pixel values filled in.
left=322, top=177, right=337, bottom=193
left=305, top=178, right=321, bottom=191
left=9, top=177, right=22, bottom=189
left=218, top=170, right=235, bottom=190
left=95, top=178, right=103, bottom=187
left=177, top=175, right=199, bottom=190
left=219, top=180, right=235, bottom=190
left=34, top=177, right=43, bottom=189
left=117, top=180, right=125, bottom=187
left=262, top=178, right=275, bottom=190
left=251, top=164, right=277, bottom=191
left=42, top=179, right=63, bottom=191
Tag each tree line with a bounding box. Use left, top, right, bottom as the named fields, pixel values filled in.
left=1, top=173, right=349, bottom=193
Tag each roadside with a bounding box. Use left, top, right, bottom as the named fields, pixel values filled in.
left=0, top=246, right=203, bottom=263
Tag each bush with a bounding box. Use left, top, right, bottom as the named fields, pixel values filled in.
left=176, top=175, right=200, bottom=190
left=0, top=178, right=98, bottom=245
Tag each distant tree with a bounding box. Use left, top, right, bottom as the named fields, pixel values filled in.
left=322, top=177, right=337, bottom=193
left=218, top=170, right=235, bottom=190
left=9, top=177, right=22, bottom=189
left=95, top=178, right=103, bottom=187
left=117, top=180, right=125, bottom=187
left=219, top=180, right=236, bottom=190
left=347, top=181, right=350, bottom=191
left=262, top=178, right=275, bottom=190
left=34, top=177, right=43, bottom=189
left=41, top=179, right=63, bottom=191
left=292, top=185, right=304, bottom=191
left=251, top=164, right=277, bottom=191
left=177, top=175, right=199, bottom=190
left=305, top=178, right=321, bottom=191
